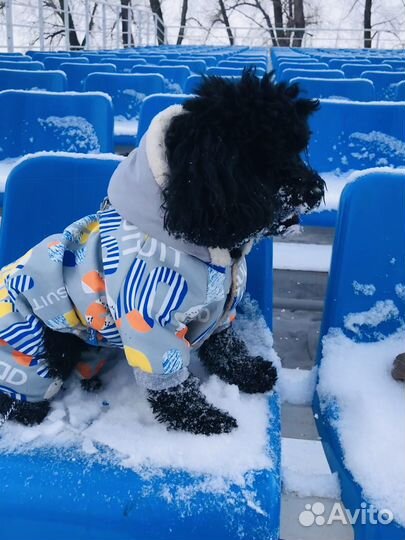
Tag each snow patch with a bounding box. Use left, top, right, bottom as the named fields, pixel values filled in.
left=318, top=329, right=405, bottom=525
left=278, top=367, right=317, bottom=405
left=344, top=300, right=399, bottom=335
left=37, top=115, right=101, bottom=152
left=352, top=281, right=376, bottom=296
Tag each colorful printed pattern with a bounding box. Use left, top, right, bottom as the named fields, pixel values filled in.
left=101, top=235, right=120, bottom=275
left=162, top=348, right=183, bottom=374
left=0, top=315, right=43, bottom=356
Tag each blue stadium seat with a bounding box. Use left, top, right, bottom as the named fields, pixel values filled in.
left=292, top=77, right=375, bottom=101
left=277, top=61, right=329, bottom=75
left=29, top=52, right=71, bottom=62
left=393, top=80, right=405, bottom=100
left=179, top=55, right=217, bottom=67
left=207, top=66, right=245, bottom=76
left=314, top=170, right=405, bottom=540
left=59, top=62, right=117, bottom=91
left=85, top=72, right=165, bottom=146
left=341, top=62, right=392, bottom=78
left=328, top=58, right=371, bottom=70
left=0, top=61, right=44, bottom=70
left=0, top=153, right=281, bottom=540
left=361, top=71, right=405, bottom=99
left=131, top=64, right=191, bottom=92
left=0, top=54, right=32, bottom=61
left=102, top=57, right=147, bottom=72
left=382, top=59, right=405, bottom=70
left=279, top=68, right=345, bottom=82
left=307, top=99, right=405, bottom=171
left=43, top=56, right=88, bottom=70
left=218, top=59, right=267, bottom=71
left=0, top=69, right=67, bottom=91
left=184, top=74, right=203, bottom=93
left=0, top=90, right=113, bottom=160
left=159, top=59, right=207, bottom=74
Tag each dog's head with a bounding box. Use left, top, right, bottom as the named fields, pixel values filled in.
left=162, top=69, right=325, bottom=251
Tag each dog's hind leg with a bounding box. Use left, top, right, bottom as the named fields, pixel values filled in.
left=199, top=326, right=278, bottom=394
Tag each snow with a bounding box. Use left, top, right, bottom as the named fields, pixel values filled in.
left=318, top=329, right=405, bottom=525
left=37, top=115, right=101, bottom=152
left=0, top=158, right=19, bottom=191
left=278, top=367, right=317, bottom=405
left=282, top=438, right=340, bottom=499
left=344, top=300, right=399, bottom=336
left=0, top=302, right=278, bottom=485
left=273, top=242, right=332, bottom=272
left=352, top=281, right=376, bottom=296
left=114, top=116, right=139, bottom=137
left=0, top=89, right=112, bottom=102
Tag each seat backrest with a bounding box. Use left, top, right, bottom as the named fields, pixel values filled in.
left=218, top=59, right=267, bottom=71
left=101, top=58, right=147, bottom=73
left=279, top=68, right=345, bottom=82
left=0, top=154, right=122, bottom=267
left=0, top=61, right=44, bottom=71
left=292, top=77, right=375, bottom=101
left=184, top=74, right=203, bottom=94
left=131, top=65, right=191, bottom=92
left=361, top=71, right=405, bottom=99
left=43, top=56, right=88, bottom=70
left=341, top=63, right=392, bottom=78
left=277, top=61, right=329, bottom=74
left=394, top=80, right=405, bottom=100
left=60, top=62, right=117, bottom=91
left=85, top=73, right=165, bottom=119
left=319, top=170, right=405, bottom=343
left=136, top=93, right=189, bottom=145
left=159, top=59, right=207, bottom=74
left=328, top=58, right=371, bottom=70
left=382, top=60, right=405, bottom=70
left=307, top=99, right=405, bottom=172
left=206, top=66, right=244, bottom=76
left=0, top=69, right=67, bottom=92
left=0, top=90, right=114, bottom=159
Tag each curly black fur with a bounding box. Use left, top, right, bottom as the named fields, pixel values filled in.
left=0, top=392, right=50, bottom=426
left=199, top=326, right=278, bottom=393
left=163, top=69, right=325, bottom=249
left=148, top=375, right=238, bottom=435
left=43, top=326, right=90, bottom=381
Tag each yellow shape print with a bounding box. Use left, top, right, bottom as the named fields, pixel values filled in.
left=0, top=301, right=13, bottom=318
left=124, top=346, right=153, bottom=373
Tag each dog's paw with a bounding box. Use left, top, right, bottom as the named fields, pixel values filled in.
left=81, top=376, right=103, bottom=393
left=147, top=375, right=237, bottom=436
left=199, top=327, right=278, bottom=393
left=0, top=393, right=50, bottom=426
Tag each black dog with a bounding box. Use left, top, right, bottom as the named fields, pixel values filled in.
left=0, top=70, right=324, bottom=436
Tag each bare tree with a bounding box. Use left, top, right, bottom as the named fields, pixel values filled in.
left=176, top=0, right=189, bottom=45
left=364, top=0, right=372, bottom=47
left=121, top=0, right=134, bottom=48
left=292, top=0, right=305, bottom=46
left=149, top=0, right=165, bottom=45
left=218, top=0, right=235, bottom=45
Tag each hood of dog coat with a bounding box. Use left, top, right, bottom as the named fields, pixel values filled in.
left=108, top=105, right=252, bottom=267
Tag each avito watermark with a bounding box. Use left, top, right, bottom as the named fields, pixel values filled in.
left=299, top=501, right=394, bottom=527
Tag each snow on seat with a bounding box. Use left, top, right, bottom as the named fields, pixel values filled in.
left=131, top=64, right=191, bottom=93
left=302, top=99, right=405, bottom=227
left=291, top=76, right=375, bottom=101
left=84, top=73, right=165, bottom=147
left=0, top=89, right=114, bottom=205
left=0, top=153, right=281, bottom=540
left=360, top=71, right=405, bottom=100
left=314, top=169, right=405, bottom=539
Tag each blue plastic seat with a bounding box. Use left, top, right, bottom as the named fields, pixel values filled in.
left=207, top=66, right=245, bottom=76
left=328, top=58, right=371, bottom=70
left=382, top=59, right=405, bottom=70
left=277, top=61, right=328, bottom=75
left=341, top=62, right=392, bottom=78
left=361, top=71, right=405, bottom=99
left=393, top=80, right=405, bottom=100
left=0, top=68, right=67, bottom=91
left=85, top=72, right=165, bottom=146
left=0, top=90, right=113, bottom=160
left=0, top=153, right=280, bottom=539
left=0, top=54, right=32, bottom=61
left=179, top=55, right=217, bottom=67
left=218, top=59, right=267, bottom=71
left=0, top=60, right=44, bottom=70
left=184, top=74, right=203, bottom=94
left=159, top=59, right=207, bottom=74
left=279, top=68, right=345, bottom=82
left=102, top=57, right=147, bottom=73
left=314, top=170, right=405, bottom=540
left=131, top=64, right=191, bottom=92
left=292, top=77, right=375, bottom=101
left=59, top=62, right=117, bottom=91
left=29, top=52, right=71, bottom=62
left=307, top=99, right=405, bottom=172
left=43, top=56, right=88, bottom=70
